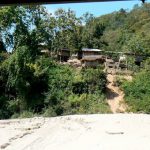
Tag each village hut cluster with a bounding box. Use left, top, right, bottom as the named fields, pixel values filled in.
left=58, top=48, right=106, bottom=68
left=40, top=45, right=147, bottom=73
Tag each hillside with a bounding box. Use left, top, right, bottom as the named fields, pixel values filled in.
left=83, top=3, right=150, bottom=55
left=0, top=3, right=150, bottom=119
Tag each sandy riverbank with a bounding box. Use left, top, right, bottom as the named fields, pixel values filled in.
left=0, top=114, right=150, bottom=150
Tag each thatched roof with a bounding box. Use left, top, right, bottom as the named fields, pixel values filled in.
left=81, top=55, right=105, bottom=62
left=82, top=48, right=102, bottom=52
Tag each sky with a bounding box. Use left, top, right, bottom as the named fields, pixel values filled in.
left=44, top=1, right=150, bottom=17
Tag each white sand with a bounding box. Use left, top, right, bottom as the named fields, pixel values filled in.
left=0, top=114, right=150, bottom=150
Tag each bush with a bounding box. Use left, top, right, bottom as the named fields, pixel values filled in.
left=67, top=93, right=110, bottom=114
left=122, top=70, right=150, bottom=113
left=18, top=111, right=35, bottom=118
left=43, top=106, right=57, bottom=117
left=0, top=96, right=12, bottom=119
left=115, top=76, right=128, bottom=87
left=72, top=81, right=88, bottom=94
left=44, top=66, right=109, bottom=116
left=144, top=58, right=150, bottom=71
left=81, top=68, right=107, bottom=93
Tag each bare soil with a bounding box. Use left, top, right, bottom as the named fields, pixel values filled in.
left=106, top=74, right=128, bottom=113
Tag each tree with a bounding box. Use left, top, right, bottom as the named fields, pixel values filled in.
left=53, top=9, right=82, bottom=53
left=81, top=18, right=105, bottom=48
left=0, top=6, right=53, bottom=54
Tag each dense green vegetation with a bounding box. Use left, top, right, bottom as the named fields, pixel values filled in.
left=82, top=4, right=150, bottom=56
left=122, top=71, right=150, bottom=113
left=0, top=53, right=110, bottom=119
left=0, top=3, right=150, bottom=118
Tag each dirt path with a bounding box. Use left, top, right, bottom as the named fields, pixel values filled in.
left=106, top=74, right=128, bottom=113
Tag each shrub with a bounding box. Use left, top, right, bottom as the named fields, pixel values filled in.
left=122, top=70, right=150, bottom=113
left=144, top=58, right=150, bottom=71
left=43, top=106, right=57, bottom=117
left=18, top=111, right=35, bottom=118
left=82, top=68, right=107, bottom=93
left=44, top=66, right=109, bottom=116
left=67, top=93, right=110, bottom=114
left=115, top=76, right=128, bottom=87
left=0, top=96, right=12, bottom=119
